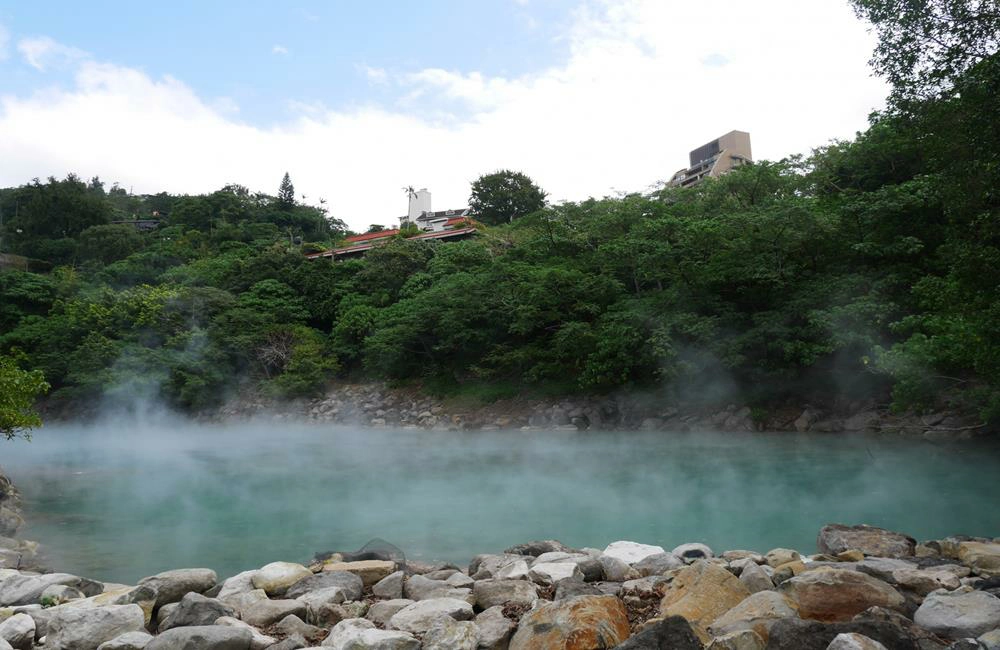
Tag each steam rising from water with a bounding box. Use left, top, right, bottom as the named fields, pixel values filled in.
left=3, top=415, right=999, bottom=584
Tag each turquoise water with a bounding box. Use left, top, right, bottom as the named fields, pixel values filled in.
left=2, top=420, right=999, bottom=584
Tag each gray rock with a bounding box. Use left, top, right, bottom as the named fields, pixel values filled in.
left=528, top=562, right=583, bottom=585
left=365, top=600, right=414, bottom=627
left=402, top=574, right=455, bottom=600
left=599, top=555, right=636, bottom=582
left=138, top=568, right=218, bottom=607
left=672, top=543, right=714, bottom=562
left=96, top=631, right=155, bottom=650
left=240, top=598, right=308, bottom=627
left=286, top=570, right=363, bottom=602
left=214, top=616, right=277, bottom=650
left=145, top=625, right=252, bottom=650
left=914, top=588, right=1000, bottom=639
left=817, top=525, right=916, bottom=559
left=705, top=629, right=765, bottom=650
left=0, top=572, right=100, bottom=606
left=979, top=628, right=1000, bottom=650
left=554, top=578, right=603, bottom=600
left=295, top=586, right=353, bottom=618
left=310, top=601, right=369, bottom=628
left=252, top=562, right=311, bottom=597
left=827, top=633, right=889, bottom=649
left=504, top=540, right=575, bottom=557
left=494, top=560, right=530, bottom=581
left=445, top=572, right=475, bottom=589
left=633, top=553, right=684, bottom=576
left=160, top=592, right=235, bottom=631
left=0, top=638, right=11, bottom=650
left=472, top=579, right=538, bottom=610
left=45, top=604, right=146, bottom=650
left=387, top=597, right=474, bottom=634
left=475, top=606, right=515, bottom=650
left=0, top=613, right=33, bottom=650
left=274, top=613, right=324, bottom=639
left=372, top=571, right=404, bottom=599
left=321, top=618, right=419, bottom=649
left=216, top=571, right=257, bottom=600
left=422, top=617, right=478, bottom=650
left=469, top=554, right=528, bottom=579
left=856, top=558, right=918, bottom=584
left=613, top=615, right=702, bottom=649
left=265, top=635, right=308, bottom=650
left=739, top=561, right=774, bottom=594
left=602, top=541, right=667, bottom=565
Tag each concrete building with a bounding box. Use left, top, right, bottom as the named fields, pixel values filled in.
left=669, top=130, right=752, bottom=188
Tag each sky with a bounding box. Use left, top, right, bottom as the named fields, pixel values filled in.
left=0, top=0, right=888, bottom=231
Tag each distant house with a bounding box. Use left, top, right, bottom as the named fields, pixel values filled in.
left=306, top=188, right=476, bottom=261
left=669, top=130, right=752, bottom=188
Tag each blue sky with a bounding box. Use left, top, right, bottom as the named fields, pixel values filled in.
left=0, top=1, right=887, bottom=230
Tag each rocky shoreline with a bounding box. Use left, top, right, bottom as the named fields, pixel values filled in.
left=213, top=382, right=995, bottom=441
left=2, top=466, right=999, bottom=650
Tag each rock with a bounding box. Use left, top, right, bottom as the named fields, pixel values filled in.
left=473, top=579, right=538, bottom=610
left=422, top=617, right=478, bottom=650
left=365, top=600, right=414, bottom=627
left=556, top=578, right=605, bottom=600
left=402, top=574, right=457, bottom=601
left=891, top=568, right=962, bottom=595
left=267, top=634, right=308, bottom=650
left=602, top=541, right=667, bottom=565
left=509, top=595, right=630, bottom=650
left=979, top=628, right=1000, bottom=650
left=252, top=562, right=312, bottom=597
left=613, top=616, right=702, bottom=649
left=372, top=571, right=404, bottom=599
left=708, top=591, right=798, bottom=640
left=739, top=562, right=774, bottom=594
left=913, top=588, right=1000, bottom=639
left=476, top=606, right=515, bottom=650
left=779, top=569, right=905, bottom=622
left=274, top=613, right=324, bottom=639
left=772, top=561, right=806, bottom=586
left=321, top=618, right=419, bottom=650
left=240, top=598, right=308, bottom=627
left=0, top=613, right=33, bottom=650
left=286, top=571, right=363, bottom=601
left=0, top=572, right=101, bottom=606
left=310, top=600, right=369, bottom=627
left=764, top=617, right=921, bottom=650
left=534, top=552, right=579, bottom=565
left=218, top=588, right=268, bottom=617
left=529, top=562, right=584, bottom=585
left=96, top=631, right=155, bottom=650
left=0, top=507, right=22, bottom=538
left=387, top=597, right=474, bottom=634
left=633, top=553, right=684, bottom=576
left=855, top=558, right=918, bottom=584
left=672, top=543, right=715, bottom=563
left=145, top=625, right=252, bottom=649
left=766, top=549, right=802, bottom=568
left=138, top=568, right=217, bottom=608
left=706, top=629, right=765, bottom=650
left=217, top=571, right=258, bottom=600
left=214, top=617, right=277, bottom=650
left=838, top=550, right=867, bottom=563
left=495, top=560, right=531, bottom=581
left=321, top=560, right=395, bottom=587
left=817, top=525, right=916, bottom=559
left=470, top=554, right=529, bottom=579
left=45, top=604, right=146, bottom=650
left=0, top=639, right=13, bottom=650
left=160, top=592, right=235, bottom=631
left=827, top=633, right=889, bottom=650
left=296, top=587, right=356, bottom=623
left=505, top=540, right=576, bottom=557
left=600, top=555, right=638, bottom=582
left=659, top=560, right=751, bottom=640
left=958, top=542, right=1000, bottom=577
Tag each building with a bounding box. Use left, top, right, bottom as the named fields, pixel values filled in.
left=669, top=130, right=752, bottom=188
left=305, top=188, right=476, bottom=261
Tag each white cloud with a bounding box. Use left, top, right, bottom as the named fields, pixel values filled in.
left=0, top=24, right=10, bottom=62
left=0, top=0, right=887, bottom=231
left=272, top=44, right=288, bottom=55
left=362, top=65, right=388, bottom=85
left=17, top=36, right=88, bottom=71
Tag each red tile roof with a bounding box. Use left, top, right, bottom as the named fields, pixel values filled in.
left=344, top=229, right=399, bottom=243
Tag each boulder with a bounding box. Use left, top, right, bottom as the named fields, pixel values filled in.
left=672, top=543, right=714, bottom=563
left=778, top=569, right=905, bottom=622
left=45, top=604, right=146, bottom=650
left=817, top=525, right=916, bottom=559
left=422, top=617, right=478, bottom=650
left=296, top=586, right=356, bottom=622
left=659, top=560, right=751, bottom=640
left=214, top=617, right=277, bottom=650
left=310, top=600, right=369, bottom=627
left=979, top=628, right=1000, bottom=650
left=602, top=541, right=667, bottom=565
left=913, top=588, right=1000, bottom=639
left=509, top=595, right=630, bottom=650
left=286, top=570, right=363, bottom=601
left=218, top=588, right=268, bottom=617
left=274, top=613, right=324, bottom=639
left=95, top=631, right=155, bottom=650
left=765, top=549, right=801, bottom=569
left=529, top=562, right=584, bottom=585
left=321, top=560, right=395, bottom=586
left=633, top=553, right=684, bottom=576
left=240, top=598, right=308, bottom=627
left=0, top=572, right=101, bottom=606
left=473, top=579, right=538, bottom=610
left=145, top=625, right=252, bottom=650
left=613, top=616, right=701, bottom=649
left=471, top=554, right=531, bottom=579
left=475, top=606, right=515, bottom=650
left=159, top=592, right=235, bottom=631
left=216, top=571, right=257, bottom=600
left=891, top=568, right=962, bottom=596
left=957, top=542, right=1000, bottom=577
left=0, top=639, right=12, bottom=650
left=387, top=597, right=474, bottom=634
left=402, top=574, right=468, bottom=601
left=856, top=559, right=918, bottom=584
left=138, top=568, right=217, bottom=608
left=827, top=633, right=889, bottom=650
left=495, top=560, right=531, bottom=581
left=600, top=555, right=638, bottom=582
left=252, top=562, right=312, bottom=597
left=321, top=617, right=419, bottom=649
left=764, top=606, right=950, bottom=650
left=556, top=578, right=605, bottom=600
left=708, top=591, right=799, bottom=640
left=365, top=599, right=414, bottom=627
left=505, top=540, right=575, bottom=557
left=372, top=571, right=404, bottom=599
left=739, top=562, right=774, bottom=594
left=0, top=614, right=33, bottom=650
left=706, top=629, right=765, bottom=650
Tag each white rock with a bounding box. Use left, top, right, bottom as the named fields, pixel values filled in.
left=914, top=588, right=1000, bottom=639
left=0, top=613, right=34, bottom=650
left=217, top=570, right=258, bottom=599
left=602, top=541, right=666, bottom=565
left=45, top=604, right=146, bottom=650
left=322, top=617, right=419, bottom=649
left=672, top=542, right=714, bottom=562
left=215, top=615, right=277, bottom=650
left=252, top=561, right=312, bottom=597
left=495, top=560, right=530, bottom=580
left=826, top=632, right=889, bottom=650
left=387, top=598, right=474, bottom=634
left=528, top=562, right=584, bottom=585
left=96, top=631, right=155, bottom=650
left=422, top=617, right=478, bottom=650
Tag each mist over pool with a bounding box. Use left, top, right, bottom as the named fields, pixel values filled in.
left=3, top=419, right=999, bottom=584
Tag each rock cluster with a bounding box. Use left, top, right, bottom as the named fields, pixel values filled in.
left=0, top=523, right=998, bottom=649
left=214, top=381, right=993, bottom=438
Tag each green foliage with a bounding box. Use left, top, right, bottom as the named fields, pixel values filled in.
left=0, top=353, right=50, bottom=440
left=469, top=169, right=547, bottom=225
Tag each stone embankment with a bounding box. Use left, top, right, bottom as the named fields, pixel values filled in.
left=1, top=517, right=1000, bottom=649
left=217, top=382, right=993, bottom=440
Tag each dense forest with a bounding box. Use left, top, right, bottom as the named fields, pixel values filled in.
left=1, top=1, right=998, bottom=423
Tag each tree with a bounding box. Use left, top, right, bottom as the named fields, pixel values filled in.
left=278, top=172, right=295, bottom=210
left=0, top=354, right=49, bottom=440
left=850, top=0, right=1000, bottom=100
left=469, top=170, right=547, bottom=226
